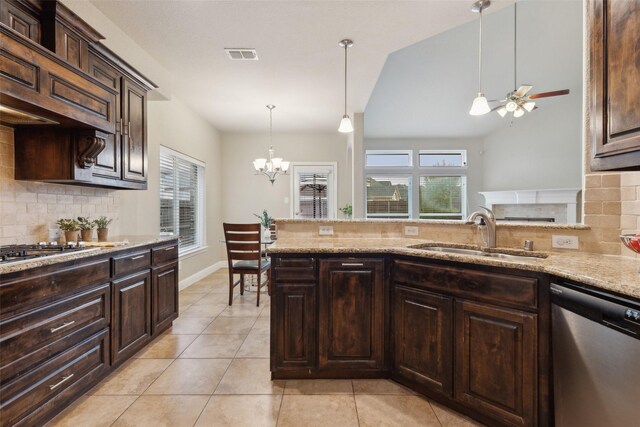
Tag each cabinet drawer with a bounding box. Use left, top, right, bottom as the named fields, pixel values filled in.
left=112, top=250, right=151, bottom=277
left=393, top=260, right=538, bottom=310
left=0, top=259, right=110, bottom=317
left=0, top=329, right=109, bottom=427
left=0, top=284, right=110, bottom=383
left=152, top=243, right=178, bottom=267
left=273, top=257, right=316, bottom=282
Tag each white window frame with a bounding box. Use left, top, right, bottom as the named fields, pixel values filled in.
left=289, top=162, right=338, bottom=219
left=159, top=146, right=206, bottom=257
left=365, top=175, right=413, bottom=219
left=418, top=149, right=467, bottom=168
left=365, top=150, right=413, bottom=168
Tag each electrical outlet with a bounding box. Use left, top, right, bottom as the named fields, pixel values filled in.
left=404, top=226, right=419, bottom=236
left=552, top=235, right=579, bottom=249
left=319, top=226, right=334, bottom=236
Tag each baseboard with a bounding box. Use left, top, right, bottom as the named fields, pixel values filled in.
left=179, top=261, right=226, bottom=291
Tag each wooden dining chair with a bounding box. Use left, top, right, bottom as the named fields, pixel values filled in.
left=223, top=223, right=271, bottom=307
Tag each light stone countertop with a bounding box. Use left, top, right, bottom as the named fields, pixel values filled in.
left=267, top=237, right=640, bottom=300
left=0, top=235, right=178, bottom=276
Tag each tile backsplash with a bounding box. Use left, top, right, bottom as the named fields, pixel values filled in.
left=0, top=126, right=120, bottom=245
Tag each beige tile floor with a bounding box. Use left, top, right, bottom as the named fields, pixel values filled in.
left=47, top=269, right=483, bottom=427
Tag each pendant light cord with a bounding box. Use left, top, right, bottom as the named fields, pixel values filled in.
left=478, top=6, right=483, bottom=93
left=344, top=44, right=348, bottom=115
left=514, top=0, right=517, bottom=90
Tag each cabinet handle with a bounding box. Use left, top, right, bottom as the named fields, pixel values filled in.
left=341, top=262, right=364, bottom=267
left=128, top=121, right=134, bottom=147
left=49, top=374, right=74, bottom=390
left=130, top=255, right=145, bottom=260
left=116, top=120, right=122, bottom=134
left=164, top=246, right=175, bottom=251
left=50, top=321, right=76, bottom=333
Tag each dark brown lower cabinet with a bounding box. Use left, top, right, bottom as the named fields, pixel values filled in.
left=454, top=300, right=537, bottom=427
left=111, top=270, right=151, bottom=365
left=318, top=259, right=384, bottom=371
left=152, top=262, right=179, bottom=335
left=272, top=283, right=316, bottom=371
left=393, top=285, right=453, bottom=396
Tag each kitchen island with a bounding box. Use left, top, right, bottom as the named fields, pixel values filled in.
left=267, top=236, right=640, bottom=427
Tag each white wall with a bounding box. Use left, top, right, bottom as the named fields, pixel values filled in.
left=221, top=132, right=352, bottom=223
left=364, top=138, right=485, bottom=215
left=119, top=98, right=222, bottom=279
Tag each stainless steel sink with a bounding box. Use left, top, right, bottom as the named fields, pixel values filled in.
left=419, top=246, right=544, bottom=261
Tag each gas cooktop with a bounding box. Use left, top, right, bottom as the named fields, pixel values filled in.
left=0, top=243, right=100, bottom=265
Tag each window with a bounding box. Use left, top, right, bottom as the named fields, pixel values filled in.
left=366, top=176, right=411, bottom=218
left=365, top=150, right=412, bottom=167
left=419, top=150, right=466, bottom=167
left=419, top=176, right=465, bottom=220
left=160, top=147, right=205, bottom=255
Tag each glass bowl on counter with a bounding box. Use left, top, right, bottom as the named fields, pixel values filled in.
left=620, top=234, right=640, bottom=255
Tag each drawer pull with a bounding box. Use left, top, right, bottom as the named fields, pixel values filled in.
left=341, top=262, right=364, bottom=267
left=164, top=246, right=175, bottom=251
left=49, top=374, right=74, bottom=390
left=50, top=321, right=76, bottom=333
left=130, top=255, right=145, bottom=260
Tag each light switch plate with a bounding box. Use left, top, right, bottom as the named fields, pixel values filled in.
left=404, top=226, right=419, bottom=236
left=552, top=235, right=579, bottom=249
left=319, top=226, right=334, bottom=236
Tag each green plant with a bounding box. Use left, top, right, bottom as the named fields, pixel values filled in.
left=339, top=203, right=353, bottom=217
left=94, top=216, right=112, bottom=229
left=77, top=217, right=95, bottom=230
left=56, top=218, right=80, bottom=232
left=253, top=210, right=272, bottom=228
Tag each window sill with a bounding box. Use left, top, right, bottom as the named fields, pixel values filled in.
left=179, top=245, right=209, bottom=260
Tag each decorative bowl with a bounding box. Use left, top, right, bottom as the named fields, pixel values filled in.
left=620, top=234, right=640, bottom=255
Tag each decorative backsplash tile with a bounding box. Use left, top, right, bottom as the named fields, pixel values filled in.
left=0, top=126, right=120, bottom=245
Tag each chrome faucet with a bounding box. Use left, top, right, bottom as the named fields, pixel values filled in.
left=467, top=206, right=496, bottom=248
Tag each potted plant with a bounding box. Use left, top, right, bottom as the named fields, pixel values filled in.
left=56, top=218, right=80, bottom=243
left=77, top=217, right=95, bottom=242
left=94, top=216, right=113, bottom=242
left=339, top=203, right=353, bottom=219
left=254, top=210, right=273, bottom=241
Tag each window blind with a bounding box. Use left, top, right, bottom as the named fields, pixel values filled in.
left=159, top=147, right=205, bottom=254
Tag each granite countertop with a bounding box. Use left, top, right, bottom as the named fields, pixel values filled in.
left=268, top=238, right=640, bottom=300
left=0, top=235, right=178, bottom=275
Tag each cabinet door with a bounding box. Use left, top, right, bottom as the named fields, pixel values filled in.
left=318, top=259, right=384, bottom=370
left=272, top=283, right=316, bottom=370
left=0, top=1, right=40, bottom=43
left=87, top=53, right=122, bottom=180
left=589, top=0, right=640, bottom=170
left=111, top=270, right=151, bottom=365
left=152, top=262, right=179, bottom=336
left=455, top=300, right=537, bottom=427
left=122, top=78, right=147, bottom=183
left=393, top=285, right=453, bottom=396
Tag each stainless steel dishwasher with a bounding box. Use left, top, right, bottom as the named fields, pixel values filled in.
left=551, top=280, right=640, bottom=427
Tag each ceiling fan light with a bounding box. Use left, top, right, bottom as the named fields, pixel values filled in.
left=523, top=101, right=536, bottom=112
left=496, top=107, right=507, bottom=117
left=513, top=107, right=525, bottom=118
left=339, top=114, right=354, bottom=133
left=469, top=93, right=491, bottom=115
left=505, top=100, right=518, bottom=112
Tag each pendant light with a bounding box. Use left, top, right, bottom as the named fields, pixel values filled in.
left=253, top=105, right=289, bottom=185
left=338, top=39, right=354, bottom=133
left=469, top=0, right=491, bottom=116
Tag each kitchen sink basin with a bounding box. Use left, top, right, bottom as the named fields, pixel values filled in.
left=418, top=246, right=546, bottom=261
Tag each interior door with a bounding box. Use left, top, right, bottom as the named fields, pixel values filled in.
left=291, top=164, right=336, bottom=219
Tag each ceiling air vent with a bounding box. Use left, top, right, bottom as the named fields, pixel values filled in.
left=224, top=48, right=258, bottom=60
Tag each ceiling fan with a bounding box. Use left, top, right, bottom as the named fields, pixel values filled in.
left=490, top=85, right=570, bottom=118
left=487, top=0, right=570, bottom=119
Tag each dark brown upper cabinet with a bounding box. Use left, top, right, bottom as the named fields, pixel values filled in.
left=0, top=0, right=41, bottom=43
left=589, top=0, right=640, bottom=171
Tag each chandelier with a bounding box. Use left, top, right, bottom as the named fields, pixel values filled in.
left=253, top=105, right=289, bottom=185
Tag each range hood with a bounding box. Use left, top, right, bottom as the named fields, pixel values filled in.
left=0, top=105, right=59, bottom=126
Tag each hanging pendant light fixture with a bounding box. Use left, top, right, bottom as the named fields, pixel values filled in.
left=469, top=0, right=491, bottom=116
left=338, top=39, right=354, bottom=133
left=253, top=105, right=289, bottom=185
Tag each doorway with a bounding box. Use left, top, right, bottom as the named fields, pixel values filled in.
left=291, top=163, right=337, bottom=219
